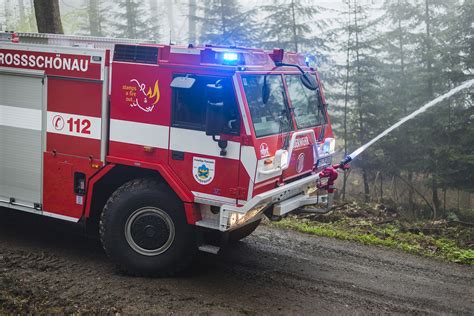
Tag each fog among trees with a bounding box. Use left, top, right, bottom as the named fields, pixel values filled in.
left=0, top=0, right=472, bottom=220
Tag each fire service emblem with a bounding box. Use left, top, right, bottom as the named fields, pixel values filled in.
left=193, top=157, right=215, bottom=185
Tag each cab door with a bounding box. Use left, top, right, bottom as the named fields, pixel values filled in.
left=168, top=74, right=241, bottom=205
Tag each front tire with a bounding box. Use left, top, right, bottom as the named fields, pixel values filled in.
left=100, top=178, right=196, bottom=277
left=229, top=219, right=261, bottom=243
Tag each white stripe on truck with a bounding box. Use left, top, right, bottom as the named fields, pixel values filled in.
left=110, top=119, right=169, bottom=149
left=47, top=111, right=101, bottom=140
left=0, top=104, right=42, bottom=131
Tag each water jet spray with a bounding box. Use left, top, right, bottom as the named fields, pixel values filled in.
left=338, top=79, right=474, bottom=167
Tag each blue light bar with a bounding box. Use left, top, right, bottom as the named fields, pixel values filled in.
left=223, top=52, right=239, bottom=61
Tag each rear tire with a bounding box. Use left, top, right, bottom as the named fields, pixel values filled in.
left=99, top=178, right=196, bottom=277
left=229, top=219, right=261, bottom=243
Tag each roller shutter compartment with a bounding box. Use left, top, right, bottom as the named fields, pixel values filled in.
left=0, top=72, right=44, bottom=208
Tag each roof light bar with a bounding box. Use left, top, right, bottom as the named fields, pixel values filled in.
left=223, top=52, right=239, bottom=61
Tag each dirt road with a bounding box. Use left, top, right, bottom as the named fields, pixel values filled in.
left=0, top=208, right=472, bottom=314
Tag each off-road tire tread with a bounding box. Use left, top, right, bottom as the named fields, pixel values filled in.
left=99, top=178, right=195, bottom=277
left=229, top=219, right=262, bottom=243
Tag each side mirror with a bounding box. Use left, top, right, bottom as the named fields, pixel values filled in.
left=300, top=72, right=318, bottom=91
left=205, top=82, right=225, bottom=136
left=170, top=76, right=196, bottom=89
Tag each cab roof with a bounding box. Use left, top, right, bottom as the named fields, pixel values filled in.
left=113, top=43, right=311, bottom=71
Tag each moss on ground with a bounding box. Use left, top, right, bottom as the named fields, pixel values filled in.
left=270, top=205, right=474, bottom=265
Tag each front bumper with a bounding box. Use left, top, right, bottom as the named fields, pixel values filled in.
left=215, top=173, right=327, bottom=231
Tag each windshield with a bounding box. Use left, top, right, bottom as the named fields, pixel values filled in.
left=242, top=74, right=292, bottom=138
left=285, top=74, right=326, bottom=129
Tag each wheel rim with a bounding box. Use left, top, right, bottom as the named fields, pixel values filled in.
left=125, top=207, right=175, bottom=256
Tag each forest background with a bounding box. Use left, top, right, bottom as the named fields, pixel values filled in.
left=1, top=0, right=473, bottom=223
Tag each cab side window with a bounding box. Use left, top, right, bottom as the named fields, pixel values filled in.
left=171, top=75, right=240, bottom=135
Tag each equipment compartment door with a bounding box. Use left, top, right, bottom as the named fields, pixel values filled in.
left=0, top=70, right=44, bottom=208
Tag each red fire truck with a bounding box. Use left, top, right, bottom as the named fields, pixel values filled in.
left=0, top=32, right=344, bottom=276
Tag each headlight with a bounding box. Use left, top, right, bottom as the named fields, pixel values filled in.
left=229, top=212, right=245, bottom=227
left=322, top=138, right=336, bottom=154
left=227, top=203, right=268, bottom=228
left=274, top=149, right=289, bottom=169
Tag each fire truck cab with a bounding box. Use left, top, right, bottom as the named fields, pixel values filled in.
left=0, top=32, right=337, bottom=276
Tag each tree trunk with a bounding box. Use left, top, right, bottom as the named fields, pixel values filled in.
left=148, top=0, right=160, bottom=40
left=188, top=0, right=197, bottom=44
left=353, top=1, right=370, bottom=203
left=424, top=0, right=433, bottom=98
left=457, top=189, right=460, bottom=210
left=342, top=0, right=352, bottom=201
left=19, top=0, right=26, bottom=22
left=431, top=177, right=440, bottom=219
left=220, top=0, right=226, bottom=39
left=397, top=2, right=414, bottom=211
left=424, top=0, right=441, bottom=218
left=88, top=0, right=101, bottom=36
left=380, top=172, right=383, bottom=202
left=396, top=174, right=435, bottom=216
left=443, top=187, right=447, bottom=213
left=407, top=172, right=414, bottom=210
left=125, top=0, right=136, bottom=38
left=4, top=0, right=11, bottom=29
left=29, top=0, right=37, bottom=31
left=34, top=0, right=63, bottom=34
left=165, top=0, right=174, bottom=43
left=290, top=0, right=298, bottom=52
left=362, top=168, right=370, bottom=203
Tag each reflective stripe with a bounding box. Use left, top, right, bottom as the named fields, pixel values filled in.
left=240, top=145, right=257, bottom=181
left=110, top=119, right=169, bottom=148
left=0, top=104, right=41, bottom=131
left=110, top=123, right=241, bottom=159
left=43, top=211, right=80, bottom=222
left=192, top=191, right=236, bottom=204
left=247, top=178, right=254, bottom=201
left=170, top=127, right=240, bottom=160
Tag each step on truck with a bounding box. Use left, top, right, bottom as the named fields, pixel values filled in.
left=0, top=32, right=346, bottom=276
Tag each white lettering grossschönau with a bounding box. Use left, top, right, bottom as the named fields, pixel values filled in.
left=294, top=136, right=310, bottom=149
left=0, top=52, right=89, bottom=72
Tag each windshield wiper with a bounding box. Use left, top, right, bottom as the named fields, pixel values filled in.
left=275, top=62, right=318, bottom=91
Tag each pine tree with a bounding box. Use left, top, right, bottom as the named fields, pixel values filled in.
left=87, top=0, right=102, bottom=36
left=414, top=0, right=458, bottom=217
left=344, top=0, right=384, bottom=203
left=198, top=0, right=256, bottom=46
left=377, top=0, right=422, bottom=210
left=188, top=0, right=197, bottom=44
left=260, top=0, right=327, bottom=54
left=113, top=0, right=159, bottom=40
left=432, top=0, right=474, bottom=196
left=376, top=0, right=472, bottom=216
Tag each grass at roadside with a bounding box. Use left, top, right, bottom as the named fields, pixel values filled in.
left=270, top=204, right=474, bottom=265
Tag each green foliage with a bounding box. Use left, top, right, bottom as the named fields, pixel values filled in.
left=329, top=0, right=474, bottom=211
left=273, top=217, right=474, bottom=265
left=112, top=0, right=159, bottom=40
left=259, top=0, right=327, bottom=54
left=197, top=0, right=256, bottom=46
left=61, top=7, right=87, bottom=35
